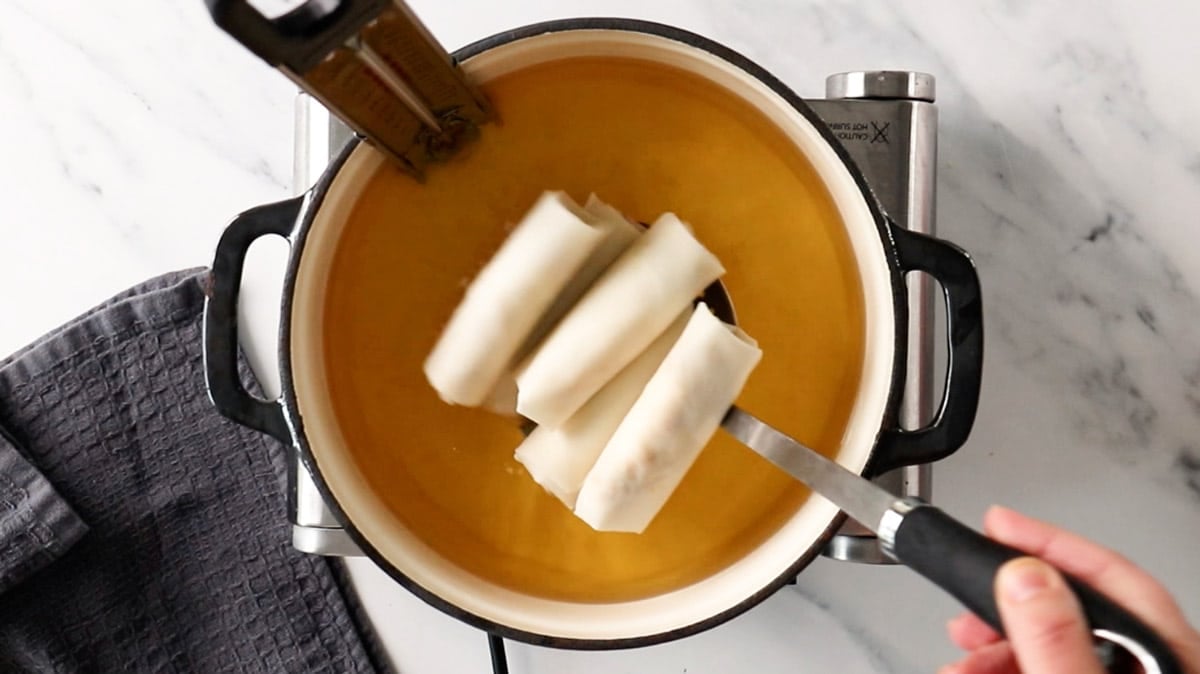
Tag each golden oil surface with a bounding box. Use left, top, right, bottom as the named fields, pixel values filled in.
left=322, top=57, right=865, bottom=602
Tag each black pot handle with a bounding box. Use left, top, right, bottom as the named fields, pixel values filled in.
left=203, top=197, right=303, bottom=443
left=871, top=227, right=984, bottom=475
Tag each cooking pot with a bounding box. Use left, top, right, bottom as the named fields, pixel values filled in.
left=203, top=18, right=983, bottom=648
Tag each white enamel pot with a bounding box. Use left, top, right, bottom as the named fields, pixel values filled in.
left=203, top=19, right=983, bottom=649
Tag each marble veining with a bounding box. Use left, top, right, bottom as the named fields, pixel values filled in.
left=2, top=0, right=1198, bottom=672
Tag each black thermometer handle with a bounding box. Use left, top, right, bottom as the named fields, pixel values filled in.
left=891, top=504, right=1183, bottom=674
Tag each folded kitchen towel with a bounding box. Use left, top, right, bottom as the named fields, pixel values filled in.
left=0, top=270, right=388, bottom=673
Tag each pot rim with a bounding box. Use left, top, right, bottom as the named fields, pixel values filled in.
left=279, top=18, right=906, bottom=649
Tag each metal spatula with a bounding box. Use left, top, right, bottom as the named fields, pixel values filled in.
left=721, top=405, right=1182, bottom=674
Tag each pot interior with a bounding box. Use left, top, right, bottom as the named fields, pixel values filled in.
left=290, top=27, right=895, bottom=641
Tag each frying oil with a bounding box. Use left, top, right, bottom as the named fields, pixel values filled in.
left=322, top=57, right=865, bottom=602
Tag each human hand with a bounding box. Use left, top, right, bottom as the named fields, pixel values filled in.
left=939, top=506, right=1200, bottom=674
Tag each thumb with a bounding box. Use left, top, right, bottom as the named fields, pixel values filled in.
left=996, top=557, right=1104, bottom=674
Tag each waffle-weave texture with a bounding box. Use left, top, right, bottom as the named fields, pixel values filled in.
left=0, top=270, right=386, bottom=674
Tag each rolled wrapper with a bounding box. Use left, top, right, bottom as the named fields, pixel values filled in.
left=574, top=303, right=762, bottom=533
left=516, top=214, right=725, bottom=426
left=473, top=195, right=640, bottom=417
left=515, top=310, right=689, bottom=509
left=518, top=194, right=642, bottom=361
left=424, top=191, right=606, bottom=406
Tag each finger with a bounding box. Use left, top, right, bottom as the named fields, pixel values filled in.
left=995, top=557, right=1105, bottom=674
left=948, top=611, right=1002, bottom=651
left=953, top=641, right=1019, bottom=674
left=985, top=505, right=1200, bottom=657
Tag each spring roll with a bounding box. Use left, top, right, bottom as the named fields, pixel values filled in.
left=549, top=194, right=643, bottom=328
left=517, top=194, right=643, bottom=361
left=482, top=195, right=641, bottom=417
left=515, top=310, right=689, bottom=509
left=424, top=191, right=606, bottom=407
left=515, top=214, right=725, bottom=426
left=574, top=303, right=762, bottom=533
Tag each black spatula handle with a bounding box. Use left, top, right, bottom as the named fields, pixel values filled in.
left=888, top=503, right=1183, bottom=674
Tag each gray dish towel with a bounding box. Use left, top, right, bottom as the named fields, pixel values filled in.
left=0, top=270, right=388, bottom=673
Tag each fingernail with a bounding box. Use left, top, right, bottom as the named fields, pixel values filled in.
left=946, top=612, right=970, bottom=633
left=986, top=504, right=1014, bottom=520
left=938, top=664, right=962, bottom=674
left=999, top=557, right=1052, bottom=603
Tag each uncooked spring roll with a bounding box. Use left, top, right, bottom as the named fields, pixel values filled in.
left=424, top=191, right=606, bottom=407
left=536, top=195, right=642, bottom=340
left=484, top=195, right=642, bottom=417
left=514, top=310, right=689, bottom=509
left=515, top=214, right=725, bottom=427
left=516, top=194, right=642, bottom=364
left=573, top=303, right=762, bottom=533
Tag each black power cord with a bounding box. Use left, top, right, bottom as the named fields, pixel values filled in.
left=488, top=633, right=509, bottom=674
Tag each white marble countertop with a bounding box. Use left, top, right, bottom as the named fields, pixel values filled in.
left=3, top=1, right=1199, bottom=672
